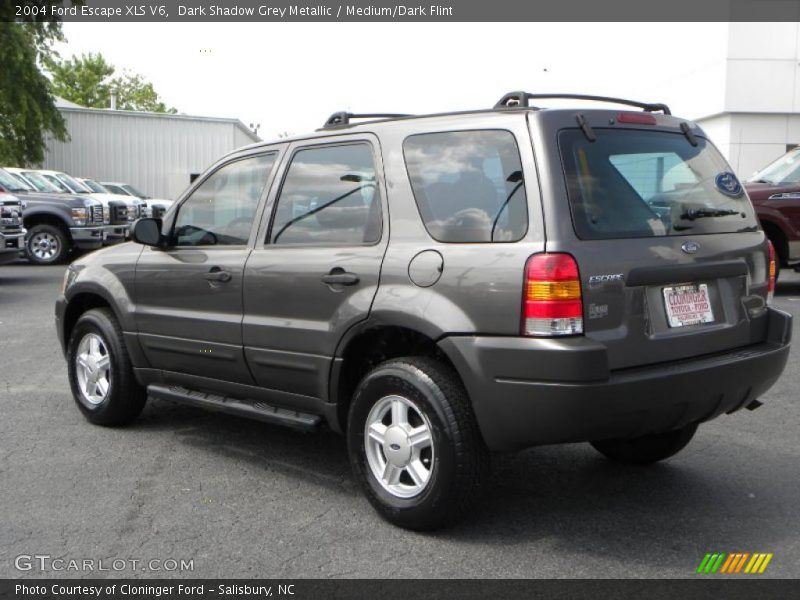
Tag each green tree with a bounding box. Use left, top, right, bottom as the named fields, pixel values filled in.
left=47, top=52, right=176, bottom=113
left=0, top=1, right=80, bottom=166
left=46, top=52, right=114, bottom=108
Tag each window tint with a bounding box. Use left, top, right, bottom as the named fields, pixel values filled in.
left=174, top=154, right=275, bottom=246
left=403, top=130, right=528, bottom=242
left=270, top=144, right=381, bottom=245
left=560, top=129, right=757, bottom=239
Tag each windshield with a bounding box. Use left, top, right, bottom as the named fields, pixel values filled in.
left=559, top=129, right=758, bottom=239
left=749, top=148, right=800, bottom=185
left=121, top=184, right=147, bottom=198
left=19, top=171, right=60, bottom=193
left=82, top=179, right=109, bottom=194
left=101, top=183, right=129, bottom=195
left=55, top=173, right=92, bottom=194
left=0, top=169, right=30, bottom=193
left=38, top=173, right=72, bottom=193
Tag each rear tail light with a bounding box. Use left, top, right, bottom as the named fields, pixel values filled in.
left=522, top=253, right=583, bottom=336
left=767, top=240, right=776, bottom=302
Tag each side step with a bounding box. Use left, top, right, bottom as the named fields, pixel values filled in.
left=147, top=384, right=322, bottom=432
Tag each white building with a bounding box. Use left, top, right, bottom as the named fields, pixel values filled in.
left=691, top=23, right=800, bottom=178
left=44, top=99, right=260, bottom=199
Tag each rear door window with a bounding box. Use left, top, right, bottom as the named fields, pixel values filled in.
left=559, top=129, right=758, bottom=239
left=403, top=130, right=528, bottom=242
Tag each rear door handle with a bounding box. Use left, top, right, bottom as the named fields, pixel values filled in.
left=321, top=269, right=360, bottom=286
left=204, top=268, right=232, bottom=283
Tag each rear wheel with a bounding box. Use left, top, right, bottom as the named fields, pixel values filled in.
left=26, top=223, right=70, bottom=265
left=347, top=357, right=489, bottom=530
left=67, top=308, right=146, bottom=426
left=590, top=423, right=698, bottom=465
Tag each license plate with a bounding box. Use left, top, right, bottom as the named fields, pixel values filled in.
left=663, top=283, right=714, bottom=327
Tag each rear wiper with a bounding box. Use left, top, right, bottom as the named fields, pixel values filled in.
left=750, top=179, right=775, bottom=185
left=679, top=208, right=742, bottom=221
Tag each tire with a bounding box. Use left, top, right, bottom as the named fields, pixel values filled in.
left=66, top=307, right=146, bottom=426
left=590, top=423, right=698, bottom=465
left=347, top=357, right=489, bottom=531
left=26, top=223, right=71, bottom=265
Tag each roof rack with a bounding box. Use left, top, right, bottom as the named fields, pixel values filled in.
left=322, top=111, right=412, bottom=129
left=494, top=91, right=671, bottom=115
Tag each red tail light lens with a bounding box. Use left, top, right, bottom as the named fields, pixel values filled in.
left=617, top=112, right=657, bottom=125
left=767, top=240, right=776, bottom=299
left=522, top=253, right=583, bottom=336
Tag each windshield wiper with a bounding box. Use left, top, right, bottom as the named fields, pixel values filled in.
left=490, top=171, right=524, bottom=241
left=272, top=175, right=374, bottom=243
left=750, top=179, right=775, bottom=185
left=679, top=208, right=742, bottom=221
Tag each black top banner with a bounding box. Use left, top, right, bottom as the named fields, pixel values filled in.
left=6, top=0, right=800, bottom=22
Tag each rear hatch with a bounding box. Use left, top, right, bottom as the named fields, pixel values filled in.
left=543, top=116, right=769, bottom=370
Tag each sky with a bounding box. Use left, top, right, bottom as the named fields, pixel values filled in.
left=56, top=22, right=730, bottom=140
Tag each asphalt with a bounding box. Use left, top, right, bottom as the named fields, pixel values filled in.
left=1, top=259, right=798, bottom=579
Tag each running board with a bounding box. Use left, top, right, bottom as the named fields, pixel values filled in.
left=147, top=384, right=322, bottom=432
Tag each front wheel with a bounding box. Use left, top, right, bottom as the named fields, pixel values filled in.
left=347, top=357, right=489, bottom=531
left=590, top=423, right=698, bottom=465
left=67, top=308, right=147, bottom=426
left=26, top=223, right=71, bottom=265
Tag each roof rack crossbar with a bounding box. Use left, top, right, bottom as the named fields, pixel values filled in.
left=323, top=111, right=412, bottom=128
left=494, top=92, right=671, bottom=115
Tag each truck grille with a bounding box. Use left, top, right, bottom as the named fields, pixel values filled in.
left=91, top=205, right=104, bottom=224
left=111, top=204, right=129, bottom=225
left=0, top=201, right=23, bottom=232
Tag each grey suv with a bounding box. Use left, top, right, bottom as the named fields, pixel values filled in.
left=56, top=93, right=792, bottom=530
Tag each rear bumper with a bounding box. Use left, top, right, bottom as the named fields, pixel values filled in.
left=439, top=307, right=792, bottom=451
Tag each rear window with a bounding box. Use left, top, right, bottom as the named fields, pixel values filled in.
left=559, top=129, right=758, bottom=239
left=403, top=130, right=528, bottom=242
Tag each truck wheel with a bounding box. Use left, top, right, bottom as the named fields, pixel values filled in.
left=26, top=224, right=70, bottom=265
left=67, top=308, right=146, bottom=426
left=347, top=357, right=489, bottom=530
left=590, top=423, right=698, bottom=465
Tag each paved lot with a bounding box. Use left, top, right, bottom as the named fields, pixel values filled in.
left=1, top=258, right=799, bottom=579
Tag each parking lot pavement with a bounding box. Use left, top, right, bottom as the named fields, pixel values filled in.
left=1, top=258, right=799, bottom=579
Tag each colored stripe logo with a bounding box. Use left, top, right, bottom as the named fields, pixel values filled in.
left=696, top=552, right=773, bottom=574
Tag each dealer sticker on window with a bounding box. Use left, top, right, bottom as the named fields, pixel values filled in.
left=663, top=283, right=714, bottom=327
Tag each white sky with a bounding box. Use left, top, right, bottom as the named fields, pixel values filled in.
left=57, top=22, right=729, bottom=139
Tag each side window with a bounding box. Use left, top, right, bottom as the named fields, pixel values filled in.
left=270, top=144, right=382, bottom=245
left=174, top=153, right=276, bottom=246
left=403, top=130, right=528, bottom=243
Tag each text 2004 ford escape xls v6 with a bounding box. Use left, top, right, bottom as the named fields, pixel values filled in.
left=56, top=93, right=792, bottom=530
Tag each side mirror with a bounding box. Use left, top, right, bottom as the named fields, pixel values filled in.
left=132, top=218, right=164, bottom=247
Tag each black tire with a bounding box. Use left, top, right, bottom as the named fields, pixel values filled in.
left=347, top=357, right=489, bottom=531
left=26, top=223, right=71, bottom=265
left=66, top=307, right=146, bottom=426
left=590, top=423, right=698, bottom=465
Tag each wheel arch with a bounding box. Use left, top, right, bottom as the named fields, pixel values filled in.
left=328, top=316, right=465, bottom=434
left=62, top=283, right=145, bottom=368
left=23, top=211, right=72, bottom=237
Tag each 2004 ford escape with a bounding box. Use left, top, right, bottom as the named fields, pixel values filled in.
left=56, top=93, right=792, bottom=530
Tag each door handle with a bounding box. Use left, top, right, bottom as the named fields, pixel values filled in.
left=204, top=268, right=232, bottom=283
left=321, top=269, right=360, bottom=286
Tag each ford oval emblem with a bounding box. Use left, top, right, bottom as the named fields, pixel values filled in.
left=682, top=241, right=700, bottom=254
left=715, top=171, right=743, bottom=197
